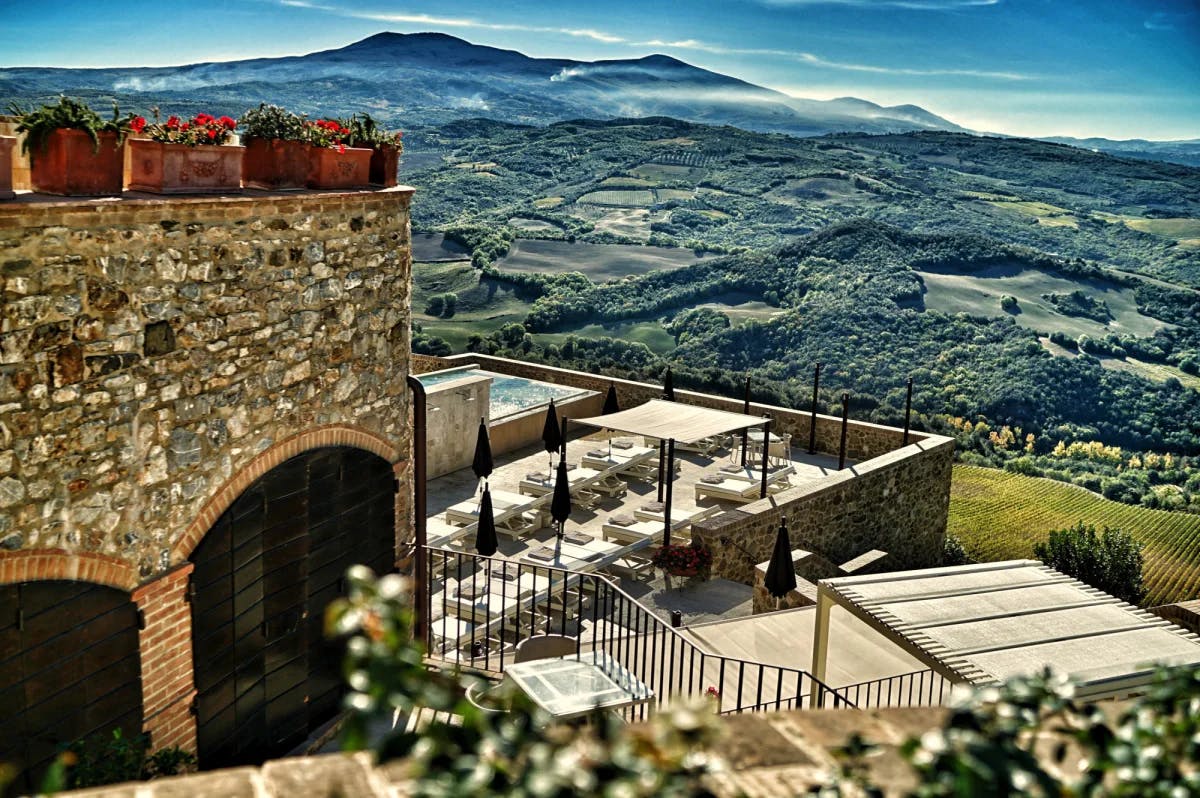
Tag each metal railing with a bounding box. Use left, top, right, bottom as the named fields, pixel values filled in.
left=423, top=547, right=855, bottom=720
left=837, top=669, right=952, bottom=709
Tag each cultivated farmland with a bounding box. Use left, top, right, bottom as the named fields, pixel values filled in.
left=949, top=464, right=1200, bottom=606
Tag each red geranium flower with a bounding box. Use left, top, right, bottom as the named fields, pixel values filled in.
left=206, top=128, right=217, bottom=139
left=166, top=115, right=180, bottom=130
left=130, top=116, right=146, bottom=133
left=219, top=116, right=236, bottom=129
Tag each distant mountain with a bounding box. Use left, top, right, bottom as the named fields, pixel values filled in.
left=0, top=31, right=968, bottom=137
left=1042, top=136, right=1200, bottom=167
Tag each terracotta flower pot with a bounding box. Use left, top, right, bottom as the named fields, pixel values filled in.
left=241, top=138, right=309, bottom=190
left=307, top=146, right=372, bottom=189
left=0, top=136, right=15, bottom=199
left=369, top=144, right=401, bottom=187
left=128, top=140, right=244, bottom=194
left=665, top=566, right=700, bottom=578
left=29, top=129, right=124, bottom=196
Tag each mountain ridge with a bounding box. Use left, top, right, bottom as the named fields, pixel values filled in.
left=0, top=31, right=968, bottom=137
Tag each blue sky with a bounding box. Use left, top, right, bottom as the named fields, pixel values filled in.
left=1, top=0, right=1197, bottom=139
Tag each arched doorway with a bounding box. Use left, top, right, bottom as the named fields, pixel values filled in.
left=188, top=447, right=396, bottom=769
left=0, top=581, right=143, bottom=793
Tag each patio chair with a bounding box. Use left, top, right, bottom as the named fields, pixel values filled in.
left=514, top=634, right=578, bottom=663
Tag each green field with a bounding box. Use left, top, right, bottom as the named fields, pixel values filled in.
left=949, top=464, right=1200, bottom=606
left=917, top=263, right=1169, bottom=340
left=494, top=239, right=715, bottom=278
left=413, top=261, right=530, bottom=349
left=577, top=189, right=655, bottom=207
left=1124, top=217, right=1200, bottom=240
left=693, top=293, right=786, bottom=325
left=535, top=320, right=676, bottom=354
left=986, top=199, right=1079, bottom=228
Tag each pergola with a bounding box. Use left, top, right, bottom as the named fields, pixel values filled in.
left=811, top=560, right=1200, bottom=702
left=572, top=399, right=772, bottom=545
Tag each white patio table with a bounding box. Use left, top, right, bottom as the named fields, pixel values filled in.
left=502, top=650, right=653, bottom=721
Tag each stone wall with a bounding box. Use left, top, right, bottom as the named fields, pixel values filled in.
left=0, top=188, right=413, bottom=577
left=413, top=354, right=922, bottom=462
left=424, top=372, right=490, bottom=479
left=694, top=436, right=955, bottom=585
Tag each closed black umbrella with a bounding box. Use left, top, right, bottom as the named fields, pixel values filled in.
left=603, top=382, right=620, bottom=415
left=663, top=367, right=675, bottom=401
left=471, top=417, right=493, bottom=489
left=542, top=399, right=562, bottom=469
left=550, top=457, right=571, bottom=538
left=764, top=518, right=798, bottom=599
left=475, top=485, right=498, bottom=557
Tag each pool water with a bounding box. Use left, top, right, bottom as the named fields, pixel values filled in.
left=417, top=368, right=588, bottom=419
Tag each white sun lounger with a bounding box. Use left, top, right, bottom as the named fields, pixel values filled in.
left=601, top=519, right=662, bottom=544
left=633, top=503, right=719, bottom=530
left=694, top=477, right=788, bottom=504
left=716, top=462, right=794, bottom=484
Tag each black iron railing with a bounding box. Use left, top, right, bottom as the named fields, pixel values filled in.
left=423, top=547, right=855, bottom=720
left=837, top=669, right=952, bottom=709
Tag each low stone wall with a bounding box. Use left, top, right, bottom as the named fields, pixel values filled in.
left=414, top=354, right=923, bottom=462
left=694, top=436, right=955, bottom=585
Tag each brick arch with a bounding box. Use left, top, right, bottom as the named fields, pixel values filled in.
left=0, top=549, right=140, bottom=591
left=171, top=423, right=402, bottom=563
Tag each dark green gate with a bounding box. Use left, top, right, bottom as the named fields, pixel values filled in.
left=0, top=580, right=143, bottom=793
left=189, top=447, right=395, bottom=769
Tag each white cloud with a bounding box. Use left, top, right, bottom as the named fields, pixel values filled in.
left=635, top=37, right=1030, bottom=80
left=277, top=1, right=630, bottom=43
left=760, top=0, right=999, bottom=9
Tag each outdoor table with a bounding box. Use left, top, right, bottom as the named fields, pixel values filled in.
left=502, top=651, right=654, bottom=721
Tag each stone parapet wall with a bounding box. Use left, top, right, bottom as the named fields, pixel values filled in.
left=694, top=436, right=955, bottom=585
left=0, top=188, right=414, bottom=578
left=414, top=354, right=921, bottom=462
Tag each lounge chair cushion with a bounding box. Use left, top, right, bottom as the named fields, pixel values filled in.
left=526, top=546, right=557, bottom=562
left=563, top=531, right=594, bottom=546
left=613, top=440, right=634, bottom=450
left=700, top=475, right=725, bottom=485
left=526, top=472, right=549, bottom=482
left=641, top=501, right=665, bottom=513
left=610, top=513, right=636, bottom=526
left=587, top=449, right=608, bottom=458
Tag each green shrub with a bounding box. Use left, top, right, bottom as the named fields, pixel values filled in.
left=1033, top=521, right=1145, bottom=604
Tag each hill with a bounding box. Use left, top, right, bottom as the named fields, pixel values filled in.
left=403, top=117, right=1200, bottom=517
left=0, top=32, right=967, bottom=138
left=949, top=465, right=1200, bottom=606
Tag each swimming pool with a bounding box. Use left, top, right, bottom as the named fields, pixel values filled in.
left=417, top=367, right=590, bottom=419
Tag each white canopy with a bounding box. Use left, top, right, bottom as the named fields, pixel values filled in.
left=573, top=399, right=766, bottom=444
left=811, top=560, right=1200, bottom=701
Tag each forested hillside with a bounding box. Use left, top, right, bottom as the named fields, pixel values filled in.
left=402, top=117, right=1200, bottom=512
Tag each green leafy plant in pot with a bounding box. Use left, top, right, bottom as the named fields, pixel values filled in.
left=238, top=103, right=309, bottom=189
left=344, top=113, right=404, bottom=187
left=7, top=96, right=138, bottom=196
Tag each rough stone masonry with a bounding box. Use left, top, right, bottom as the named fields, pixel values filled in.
left=0, top=189, right=414, bottom=578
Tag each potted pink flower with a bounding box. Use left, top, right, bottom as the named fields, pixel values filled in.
left=127, top=110, right=242, bottom=194
left=303, top=118, right=371, bottom=189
